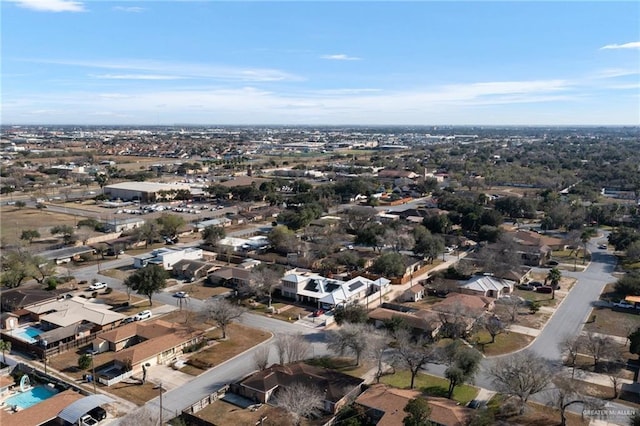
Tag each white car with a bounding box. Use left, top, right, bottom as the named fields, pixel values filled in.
left=134, top=310, right=152, bottom=321
left=88, top=282, right=107, bottom=291
left=613, top=300, right=636, bottom=309
left=173, top=291, right=189, bottom=298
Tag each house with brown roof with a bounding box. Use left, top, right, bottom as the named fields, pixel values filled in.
left=5, top=389, right=84, bottom=426
left=232, top=362, right=364, bottom=414
left=92, top=320, right=203, bottom=380
left=402, top=284, right=426, bottom=302
left=369, top=307, right=440, bottom=339
left=355, top=384, right=472, bottom=426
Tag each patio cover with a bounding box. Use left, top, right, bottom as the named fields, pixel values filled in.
left=57, top=394, right=114, bottom=423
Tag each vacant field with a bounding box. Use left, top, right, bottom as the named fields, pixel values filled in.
left=183, top=323, right=271, bottom=375
left=0, top=206, right=79, bottom=244
left=179, top=283, right=232, bottom=300
left=108, top=380, right=162, bottom=406
left=471, top=330, right=534, bottom=356
left=380, top=371, right=478, bottom=405
left=187, top=398, right=306, bottom=426
left=583, top=306, right=640, bottom=338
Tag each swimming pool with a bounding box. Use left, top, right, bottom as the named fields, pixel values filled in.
left=11, top=326, right=43, bottom=344
left=4, top=386, right=59, bottom=410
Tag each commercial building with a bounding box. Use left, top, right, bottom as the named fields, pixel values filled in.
left=103, top=181, right=191, bottom=202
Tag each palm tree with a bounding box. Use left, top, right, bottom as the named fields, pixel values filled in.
left=546, top=267, right=562, bottom=300
left=0, top=340, right=11, bottom=364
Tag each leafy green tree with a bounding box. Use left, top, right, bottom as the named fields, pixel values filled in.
left=1, top=250, right=36, bottom=288
left=78, top=354, right=92, bottom=370
left=268, top=225, right=298, bottom=255
left=50, top=224, right=76, bottom=245
left=614, top=272, right=640, bottom=296
left=444, top=346, right=482, bottom=398
left=413, top=227, right=444, bottom=263
left=334, top=303, right=369, bottom=325
left=95, top=173, right=109, bottom=194
left=370, top=252, right=405, bottom=277
left=124, top=264, right=168, bottom=306
left=202, top=225, right=225, bottom=246
left=136, top=221, right=161, bottom=248
left=20, top=229, right=40, bottom=244
left=156, top=213, right=185, bottom=240
left=403, top=397, right=432, bottom=426
left=609, top=227, right=640, bottom=251
left=0, top=340, right=11, bottom=364
left=15, top=200, right=26, bottom=209
left=546, top=267, right=562, bottom=299
left=629, top=328, right=640, bottom=360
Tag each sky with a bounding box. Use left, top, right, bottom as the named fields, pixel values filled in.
left=1, top=0, right=639, bottom=126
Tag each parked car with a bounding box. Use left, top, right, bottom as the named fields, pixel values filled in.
left=467, top=399, right=487, bottom=410
left=536, top=286, right=554, bottom=294
left=173, top=291, right=189, bottom=298
left=88, top=406, right=107, bottom=421
left=613, top=300, right=636, bottom=309
left=80, top=415, right=99, bottom=426
left=88, top=282, right=107, bottom=291
left=122, top=317, right=136, bottom=324
left=598, top=244, right=607, bottom=250
left=517, top=284, right=534, bottom=291
left=134, top=310, right=152, bottom=321
left=529, top=281, right=544, bottom=288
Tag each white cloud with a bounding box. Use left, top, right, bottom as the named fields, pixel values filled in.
left=600, top=41, right=640, bottom=50
left=9, top=0, right=85, bottom=12
left=321, top=54, right=361, bottom=61
left=592, top=68, right=640, bottom=79
left=113, top=6, right=144, bottom=13
left=22, top=58, right=302, bottom=82
left=92, top=74, right=186, bottom=80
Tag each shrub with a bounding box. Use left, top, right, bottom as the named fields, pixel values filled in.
left=104, top=287, right=113, bottom=294
left=78, top=354, right=92, bottom=370
left=183, top=341, right=206, bottom=353
left=91, top=291, right=98, bottom=299
left=45, top=277, right=58, bottom=290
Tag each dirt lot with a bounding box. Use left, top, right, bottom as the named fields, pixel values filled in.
left=0, top=205, right=79, bottom=245
left=187, top=398, right=316, bottom=426
left=182, top=323, right=271, bottom=375
left=471, top=330, right=534, bottom=356
left=583, top=306, right=640, bottom=338
left=178, top=283, right=233, bottom=300
left=108, top=380, right=163, bottom=407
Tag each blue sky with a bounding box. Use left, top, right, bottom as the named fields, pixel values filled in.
left=2, top=0, right=639, bottom=125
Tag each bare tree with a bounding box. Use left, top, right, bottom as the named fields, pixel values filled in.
left=382, top=228, right=415, bottom=253
left=119, top=407, right=160, bottom=426
left=274, top=333, right=311, bottom=364
left=275, top=382, right=324, bottom=426
left=559, top=335, right=582, bottom=378
left=488, top=351, right=554, bottom=414
left=395, top=332, right=435, bottom=389
left=494, top=298, right=522, bottom=324
left=343, top=206, right=377, bottom=234
left=584, top=332, right=621, bottom=370
left=326, top=323, right=370, bottom=366
left=253, top=345, right=271, bottom=371
left=205, top=298, right=245, bottom=339
left=483, top=315, right=507, bottom=344
left=547, top=376, right=603, bottom=426
left=367, top=329, right=392, bottom=383
left=250, top=266, right=283, bottom=308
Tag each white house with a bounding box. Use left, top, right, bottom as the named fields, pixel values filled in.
left=457, top=275, right=515, bottom=298
left=280, top=269, right=390, bottom=309
left=133, top=247, right=203, bottom=269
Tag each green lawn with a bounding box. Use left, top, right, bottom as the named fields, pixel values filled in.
left=380, top=371, right=478, bottom=405
left=471, top=330, right=534, bottom=356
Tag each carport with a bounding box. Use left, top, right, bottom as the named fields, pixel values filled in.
left=57, top=394, right=114, bottom=424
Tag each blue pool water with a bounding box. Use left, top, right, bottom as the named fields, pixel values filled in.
left=12, top=326, right=42, bottom=344
left=4, top=386, right=58, bottom=410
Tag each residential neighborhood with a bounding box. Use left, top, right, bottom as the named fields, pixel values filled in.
left=1, top=124, right=639, bottom=426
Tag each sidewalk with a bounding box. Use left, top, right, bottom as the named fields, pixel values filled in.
left=508, top=324, right=541, bottom=337
left=580, top=331, right=628, bottom=346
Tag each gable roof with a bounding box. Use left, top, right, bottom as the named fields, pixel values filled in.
left=0, top=288, right=69, bottom=311
left=8, top=389, right=83, bottom=426
left=430, top=293, right=492, bottom=315
left=240, top=362, right=364, bottom=404
left=114, top=325, right=201, bottom=366
left=355, top=384, right=471, bottom=426
left=26, top=297, right=125, bottom=327
left=458, top=275, right=515, bottom=293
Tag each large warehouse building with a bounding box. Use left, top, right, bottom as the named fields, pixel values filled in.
left=104, top=181, right=191, bottom=202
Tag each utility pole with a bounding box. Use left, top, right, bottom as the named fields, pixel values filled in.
left=91, top=354, right=97, bottom=394
left=154, top=382, right=165, bottom=425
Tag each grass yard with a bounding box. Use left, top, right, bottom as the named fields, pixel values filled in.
left=471, top=330, right=534, bottom=356
left=94, top=289, right=145, bottom=307
left=569, top=378, right=640, bottom=408
left=380, top=371, right=478, bottom=405
left=0, top=205, right=80, bottom=245
left=183, top=323, right=271, bottom=375
left=583, top=306, right=640, bottom=338
left=99, top=267, right=133, bottom=281
left=305, top=357, right=375, bottom=379
left=180, top=283, right=232, bottom=300
left=516, top=311, right=551, bottom=329
left=108, top=380, right=162, bottom=406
